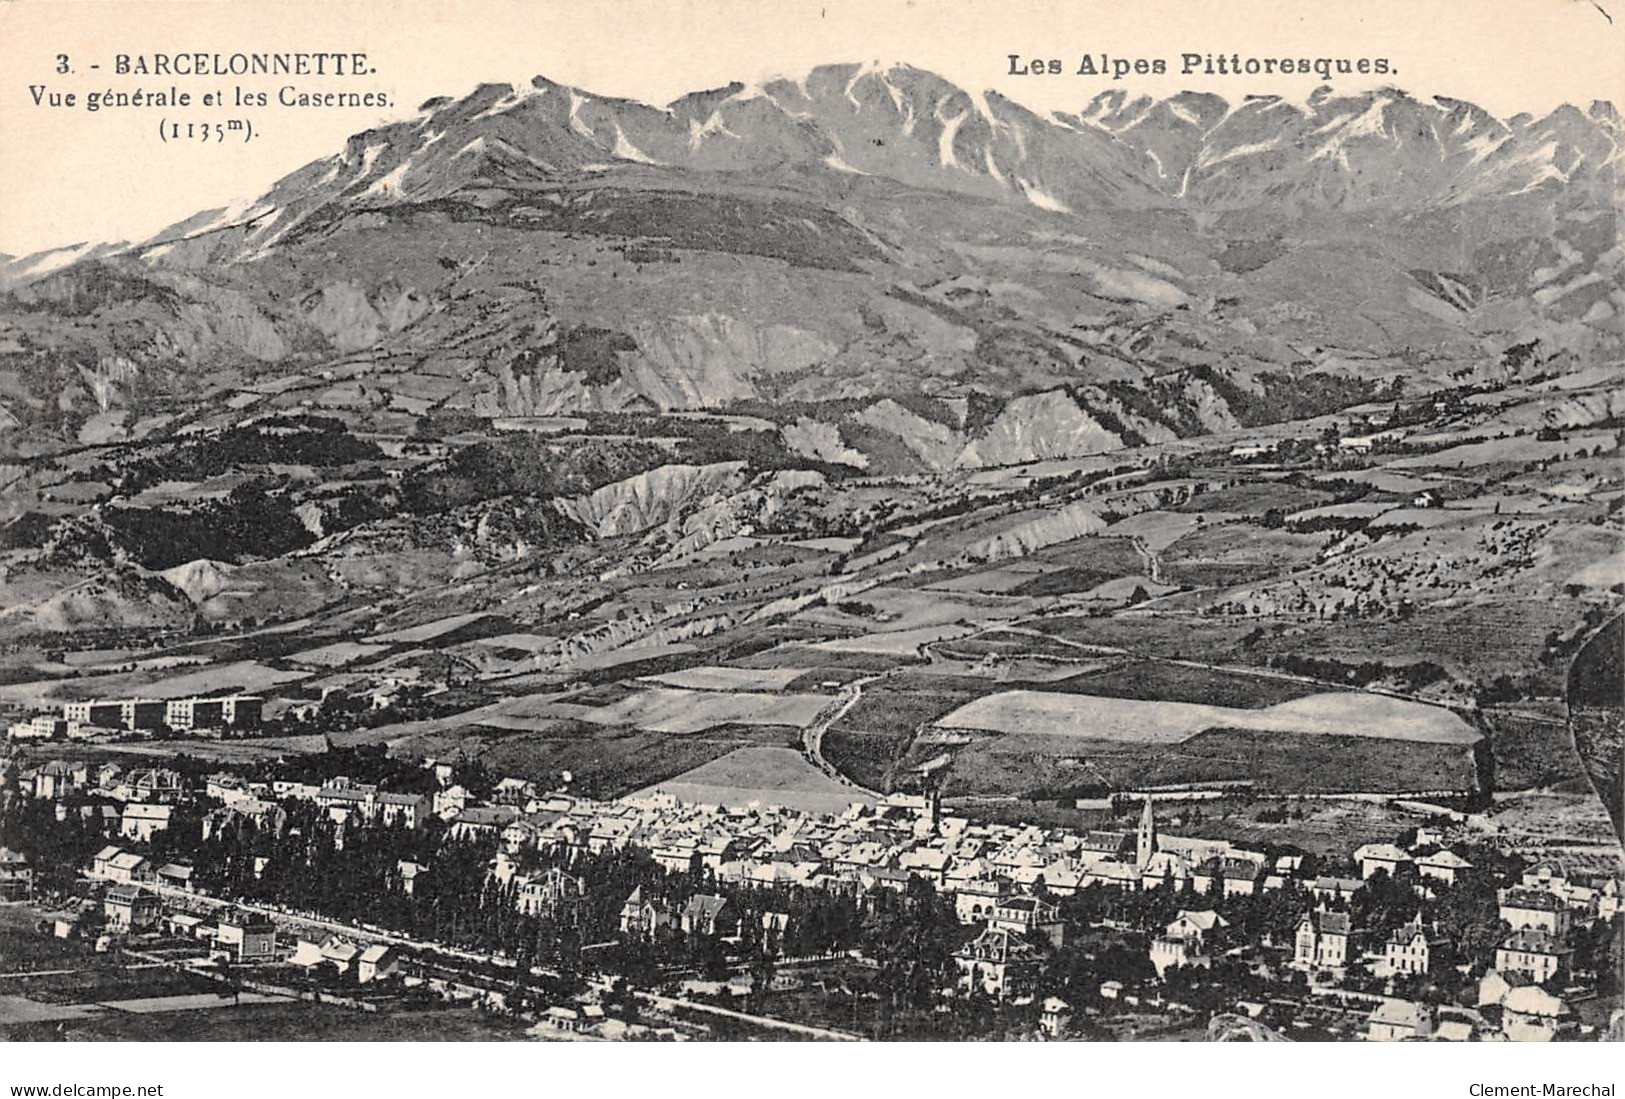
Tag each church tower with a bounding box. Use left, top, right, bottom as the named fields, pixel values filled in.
left=1136, top=795, right=1158, bottom=870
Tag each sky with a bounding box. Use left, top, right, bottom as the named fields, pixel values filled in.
left=0, top=0, right=1620, bottom=257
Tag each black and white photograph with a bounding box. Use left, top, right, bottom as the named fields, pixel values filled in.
left=0, top=0, right=1619, bottom=1071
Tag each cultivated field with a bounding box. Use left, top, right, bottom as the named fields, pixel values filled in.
left=934, top=688, right=1479, bottom=745
left=638, top=745, right=873, bottom=814
left=641, top=665, right=809, bottom=691
left=0, top=659, right=307, bottom=707
left=539, top=686, right=831, bottom=735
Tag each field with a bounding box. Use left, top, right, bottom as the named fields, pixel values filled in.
left=1479, top=706, right=1591, bottom=792
left=640, top=665, right=809, bottom=691
left=1387, top=433, right=1615, bottom=469
left=806, top=624, right=980, bottom=657
left=1027, top=612, right=1266, bottom=662
left=735, top=645, right=908, bottom=672
left=1048, top=659, right=1328, bottom=708
left=1488, top=790, right=1622, bottom=848
left=367, top=612, right=507, bottom=644
left=1159, top=525, right=1325, bottom=589
left=933, top=628, right=1120, bottom=661
left=1169, top=482, right=1332, bottom=514
left=395, top=719, right=792, bottom=800
left=943, top=725, right=1480, bottom=798
left=1105, top=511, right=1201, bottom=551
left=542, top=686, right=830, bottom=735
left=637, top=745, right=874, bottom=813
left=287, top=641, right=393, bottom=668
left=0, top=660, right=307, bottom=707
left=933, top=688, right=1479, bottom=745
left=829, top=674, right=985, bottom=737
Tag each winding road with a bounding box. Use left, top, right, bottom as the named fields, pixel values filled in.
left=800, top=675, right=885, bottom=798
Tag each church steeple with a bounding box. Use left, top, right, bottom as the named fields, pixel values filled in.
left=1136, top=795, right=1157, bottom=870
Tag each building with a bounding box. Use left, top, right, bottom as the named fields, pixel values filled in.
left=447, top=806, right=521, bottom=841
left=1500, top=985, right=1574, bottom=1043
left=954, top=877, right=1008, bottom=923
left=1136, top=797, right=1158, bottom=869
left=1294, top=909, right=1351, bottom=970
left=90, top=847, right=149, bottom=884
left=953, top=926, right=1044, bottom=1001
left=1518, top=861, right=1621, bottom=919
left=205, top=773, right=253, bottom=804
left=1383, top=915, right=1436, bottom=976
left=118, top=769, right=185, bottom=803
left=986, top=895, right=1065, bottom=949
left=1498, top=889, right=1573, bottom=936
left=376, top=792, right=430, bottom=830
left=1039, top=997, right=1072, bottom=1038
left=155, top=863, right=195, bottom=892
left=103, top=886, right=161, bottom=932
left=433, top=785, right=471, bottom=819
left=120, top=803, right=173, bottom=843
left=1366, top=999, right=1434, bottom=1042
left=1415, top=850, right=1473, bottom=887
left=7, top=715, right=69, bottom=741
left=396, top=860, right=428, bottom=896
left=202, top=799, right=288, bottom=842
left=1151, top=910, right=1228, bottom=977
left=0, top=847, right=32, bottom=900
left=515, top=867, right=586, bottom=917
left=357, top=944, right=398, bottom=984
left=33, top=760, right=83, bottom=799
left=214, top=911, right=277, bottom=963
left=62, top=699, right=166, bottom=733
left=618, top=887, right=676, bottom=939
left=1194, top=856, right=1263, bottom=898
left=1495, top=930, right=1571, bottom=985
left=1309, top=876, right=1365, bottom=904
left=680, top=894, right=737, bottom=938
left=163, top=695, right=262, bottom=732
left=297, top=937, right=360, bottom=975
left=1353, top=843, right=1413, bottom=880
left=1081, top=830, right=1134, bottom=861
left=542, top=1006, right=581, bottom=1032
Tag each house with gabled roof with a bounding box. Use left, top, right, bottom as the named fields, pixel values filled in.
left=1294, top=909, right=1352, bottom=971
left=953, top=926, right=1043, bottom=1001
left=357, top=944, right=398, bottom=984
left=1366, top=998, right=1434, bottom=1041
left=91, top=847, right=150, bottom=884
left=1353, top=843, right=1413, bottom=880
left=1500, top=984, right=1574, bottom=1042
left=1151, top=909, right=1228, bottom=977
left=680, top=893, right=737, bottom=938
left=1415, top=849, right=1472, bottom=886
left=1495, top=929, right=1571, bottom=985
left=1382, top=914, right=1440, bottom=976
left=618, top=886, right=676, bottom=939
left=120, top=802, right=173, bottom=843
left=1308, top=875, right=1365, bottom=903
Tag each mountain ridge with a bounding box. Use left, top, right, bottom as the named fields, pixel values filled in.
left=0, top=62, right=1617, bottom=466
left=6, top=63, right=1617, bottom=282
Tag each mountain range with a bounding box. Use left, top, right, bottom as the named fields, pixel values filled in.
left=0, top=63, right=1619, bottom=465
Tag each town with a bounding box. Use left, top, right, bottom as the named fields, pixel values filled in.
left=2, top=732, right=1619, bottom=1042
